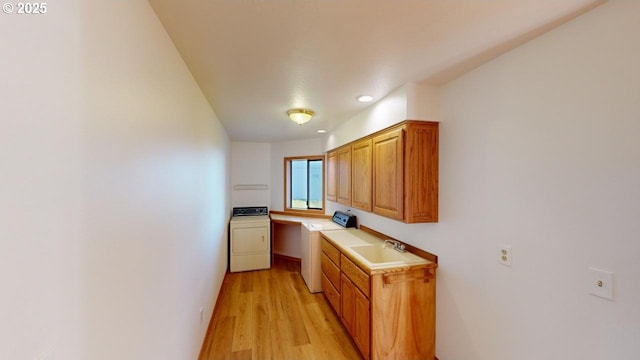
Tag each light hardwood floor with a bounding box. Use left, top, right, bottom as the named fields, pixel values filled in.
left=199, top=256, right=363, bottom=360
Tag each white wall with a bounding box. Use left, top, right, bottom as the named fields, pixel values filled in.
left=406, top=83, right=441, bottom=121
left=324, top=83, right=440, bottom=152
left=270, top=138, right=323, bottom=212
left=231, top=142, right=271, bottom=208
left=0, top=1, right=230, bottom=359
left=325, top=85, right=409, bottom=150
left=326, top=1, right=640, bottom=359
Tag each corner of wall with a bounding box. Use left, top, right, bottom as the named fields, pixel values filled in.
left=406, top=83, right=441, bottom=121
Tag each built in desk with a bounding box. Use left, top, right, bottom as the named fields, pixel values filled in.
left=269, top=211, right=332, bottom=260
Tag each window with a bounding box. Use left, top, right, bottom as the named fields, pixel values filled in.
left=284, top=155, right=324, bottom=213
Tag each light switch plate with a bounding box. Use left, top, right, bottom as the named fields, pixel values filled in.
left=588, top=267, right=614, bottom=301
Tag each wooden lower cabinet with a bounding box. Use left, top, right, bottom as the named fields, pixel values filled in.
left=321, top=273, right=340, bottom=313
left=321, top=237, right=436, bottom=360
left=342, top=273, right=370, bottom=358
left=371, top=269, right=436, bottom=359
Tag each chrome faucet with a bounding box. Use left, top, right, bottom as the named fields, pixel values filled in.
left=384, top=239, right=407, bottom=253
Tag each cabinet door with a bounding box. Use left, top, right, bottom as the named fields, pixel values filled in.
left=354, top=288, right=370, bottom=359
left=351, top=138, right=372, bottom=211
left=371, top=269, right=436, bottom=360
left=341, top=273, right=355, bottom=333
left=337, top=145, right=352, bottom=205
left=326, top=150, right=338, bottom=202
left=404, top=122, right=439, bottom=222
left=372, top=127, right=404, bottom=220
left=322, top=273, right=341, bottom=315
left=321, top=252, right=341, bottom=290
left=342, top=273, right=370, bottom=359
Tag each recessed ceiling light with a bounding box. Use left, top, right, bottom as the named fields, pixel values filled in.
left=316, top=129, right=327, bottom=133
left=357, top=95, right=373, bottom=102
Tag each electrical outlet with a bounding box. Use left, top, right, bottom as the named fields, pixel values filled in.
left=588, top=267, right=614, bottom=301
left=498, top=245, right=512, bottom=267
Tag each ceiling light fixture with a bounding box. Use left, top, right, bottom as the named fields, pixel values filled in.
left=357, top=95, right=373, bottom=102
left=316, top=129, right=327, bottom=133
left=287, top=108, right=315, bottom=125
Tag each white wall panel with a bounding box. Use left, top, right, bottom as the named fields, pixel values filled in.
left=0, top=1, right=230, bottom=359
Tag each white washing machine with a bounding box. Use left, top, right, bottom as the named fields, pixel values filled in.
left=229, top=207, right=271, bottom=273
left=300, top=211, right=357, bottom=293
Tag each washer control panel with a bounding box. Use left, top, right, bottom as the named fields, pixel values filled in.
left=232, top=206, right=268, bottom=217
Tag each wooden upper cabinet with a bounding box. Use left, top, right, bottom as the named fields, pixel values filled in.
left=351, top=138, right=373, bottom=211
left=337, top=145, right=352, bottom=206
left=326, top=120, right=438, bottom=223
left=372, top=128, right=404, bottom=220
left=326, top=150, right=338, bottom=202
left=404, top=122, right=439, bottom=223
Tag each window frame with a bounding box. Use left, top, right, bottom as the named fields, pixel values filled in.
left=283, top=155, right=325, bottom=215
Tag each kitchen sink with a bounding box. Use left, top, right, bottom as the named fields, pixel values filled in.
left=350, top=244, right=414, bottom=265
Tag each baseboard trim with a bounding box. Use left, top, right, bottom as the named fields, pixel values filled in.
left=273, top=253, right=301, bottom=263
left=197, top=272, right=229, bottom=360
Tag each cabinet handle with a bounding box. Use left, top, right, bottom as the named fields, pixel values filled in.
left=262, top=235, right=265, bottom=242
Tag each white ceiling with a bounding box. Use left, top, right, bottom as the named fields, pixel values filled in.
left=148, top=0, right=604, bottom=142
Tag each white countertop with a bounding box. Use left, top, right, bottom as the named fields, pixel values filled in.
left=302, top=221, right=344, bottom=231
left=269, top=213, right=332, bottom=225
left=320, top=229, right=434, bottom=272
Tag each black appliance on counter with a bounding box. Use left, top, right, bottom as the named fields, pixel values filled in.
left=331, top=210, right=357, bottom=228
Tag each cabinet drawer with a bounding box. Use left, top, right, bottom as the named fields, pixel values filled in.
left=341, top=255, right=370, bottom=297
left=321, top=252, right=341, bottom=289
left=322, top=273, right=341, bottom=314
left=321, top=237, right=341, bottom=265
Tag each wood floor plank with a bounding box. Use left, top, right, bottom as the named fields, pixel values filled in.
left=329, top=332, right=364, bottom=359
left=231, top=292, right=253, bottom=352
left=199, top=257, right=362, bottom=360
left=239, top=271, right=253, bottom=293
left=290, top=272, right=317, bottom=305
left=219, top=274, right=241, bottom=318
left=314, top=293, right=350, bottom=335
left=294, top=344, right=317, bottom=360
left=270, top=318, right=294, bottom=359
left=205, top=316, right=235, bottom=360
left=279, top=273, right=311, bottom=346
left=301, top=302, right=336, bottom=339
left=229, top=349, right=252, bottom=360
left=251, top=291, right=273, bottom=359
